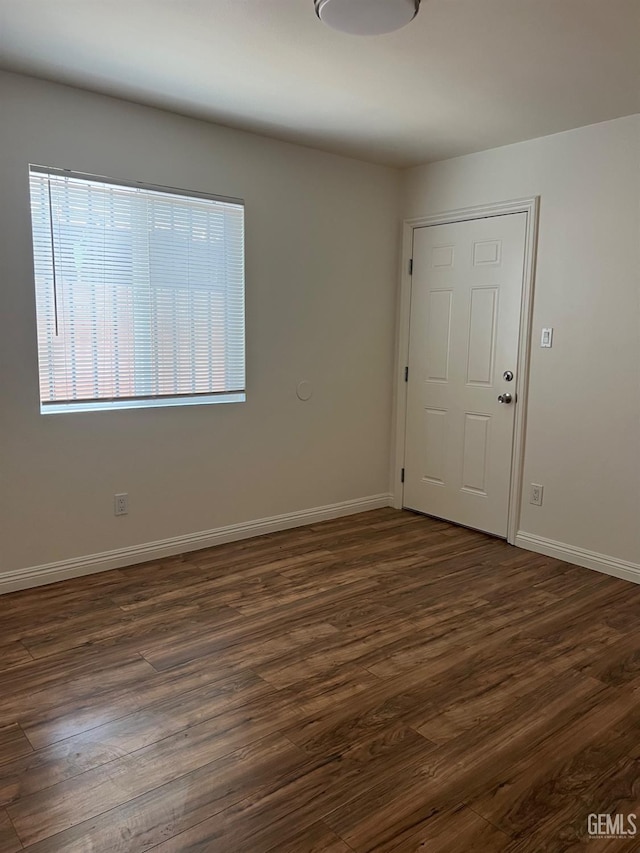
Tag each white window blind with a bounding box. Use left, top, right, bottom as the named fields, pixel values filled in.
left=28, top=166, right=245, bottom=413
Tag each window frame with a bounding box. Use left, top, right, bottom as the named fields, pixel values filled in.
left=28, top=165, right=246, bottom=415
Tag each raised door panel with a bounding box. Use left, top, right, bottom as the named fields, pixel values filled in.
left=461, top=413, right=490, bottom=496
left=466, top=288, right=498, bottom=387
left=424, top=290, right=452, bottom=383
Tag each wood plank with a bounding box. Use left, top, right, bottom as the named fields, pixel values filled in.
left=0, top=809, right=21, bottom=853
left=253, top=590, right=489, bottom=690
left=0, top=650, right=151, bottom=716
left=355, top=802, right=510, bottom=853
left=140, top=591, right=366, bottom=672
left=7, top=686, right=303, bottom=846
left=1, top=509, right=639, bottom=852
left=0, top=669, right=277, bottom=808
left=465, top=681, right=640, bottom=840
left=139, top=726, right=436, bottom=853
left=17, top=734, right=305, bottom=853
left=271, top=821, right=352, bottom=853
left=323, top=671, right=606, bottom=851
left=575, top=630, right=640, bottom=687
left=0, top=645, right=32, bottom=674
left=19, top=601, right=240, bottom=660
left=0, top=729, right=32, bottom=769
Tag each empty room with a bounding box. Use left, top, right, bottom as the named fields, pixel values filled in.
left=0, top=0, right=639, bottom=850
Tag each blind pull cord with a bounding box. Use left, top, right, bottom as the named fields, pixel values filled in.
left=47, top=177, right=60, bottom=336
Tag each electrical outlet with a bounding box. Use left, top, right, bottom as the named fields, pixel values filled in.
left=530, top=484, right=544, bottom=507
left=114, top=493, right=128, bottom=516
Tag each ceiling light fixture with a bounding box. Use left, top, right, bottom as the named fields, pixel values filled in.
left=314, top=0, right=421, bottom=36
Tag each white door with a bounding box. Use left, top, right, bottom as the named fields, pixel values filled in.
left=403, top=213, right=527, bottom=537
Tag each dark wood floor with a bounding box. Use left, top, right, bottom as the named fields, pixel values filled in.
left=1, top=509, right=640, bottom=852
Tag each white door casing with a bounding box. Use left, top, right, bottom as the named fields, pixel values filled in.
left=403, top=213, right=528, bottom=537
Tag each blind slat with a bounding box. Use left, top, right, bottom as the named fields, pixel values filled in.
left=29, top=168, right=245, bottom=409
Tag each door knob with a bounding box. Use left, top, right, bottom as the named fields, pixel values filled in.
left=503, top=370, right=514, bottom=382
left=498, top=392, right=513, bottom=404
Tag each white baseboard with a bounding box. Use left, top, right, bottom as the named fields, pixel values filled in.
left=515, top=531, right=640, bottom=586
left=1, top=493, right=394, bottom=595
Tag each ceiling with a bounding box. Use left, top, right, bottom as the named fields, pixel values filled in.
left=0, top=0, right=638, bottom=167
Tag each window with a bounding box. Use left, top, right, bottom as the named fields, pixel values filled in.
left=28, top=166, right=245, bottom=413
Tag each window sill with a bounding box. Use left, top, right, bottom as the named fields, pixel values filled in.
left=41, top=392, right=246, bottom=415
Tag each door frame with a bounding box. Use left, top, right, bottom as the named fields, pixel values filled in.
left=391, top=196, right=540, bottom=545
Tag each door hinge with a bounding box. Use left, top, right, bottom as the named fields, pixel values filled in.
left=401, top=468, right=405, bottom=483
left=404, top=366, right=409, bottom=382
left=408, top=258, right=413, bottom=275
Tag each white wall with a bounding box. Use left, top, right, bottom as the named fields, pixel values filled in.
left=0, top=72, right=400, bottom=583
left=2, top=70, right=637, bottom=589
left=402, top=116, right=640, bottom=570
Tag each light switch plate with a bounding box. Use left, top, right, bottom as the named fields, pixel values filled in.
left=541, top=327, right=553, bottom=348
